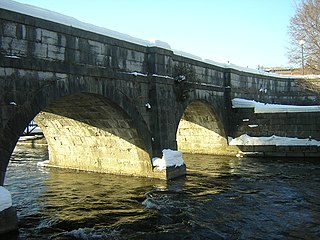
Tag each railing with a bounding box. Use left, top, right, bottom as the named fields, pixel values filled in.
left=22, top=120, right=42, bottom=136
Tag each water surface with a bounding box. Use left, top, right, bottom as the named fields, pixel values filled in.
left=4, top=146, right=320, bottom=239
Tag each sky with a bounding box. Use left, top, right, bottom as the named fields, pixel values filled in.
left=11, top=0, right=300, bottom=69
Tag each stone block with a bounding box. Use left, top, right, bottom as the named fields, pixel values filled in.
left=152, top=164, right=186, bottom=180
left=166, top=164, right=186, bottom=180
left=299, top=146, right=318, bottom=153
left=37, top=71, right=54, bottom=80
left=41, top=29, right=59, bottom=45
left=238, top=145, right=255, bottom=152
left=288, top=146, right=305, bottom=152
left=304, top=152, right=320, bottom=157
left=88, top=40, right=103, bottom=55
left=33, top=42, right=48, bottom=58
left=1, top=37, right=13, bottom=52
left=48, top=45, right=65, bottom=61
left=265, top=151, right=286, bottom=157
left=254, top=145, right=276, bottom=152
left=126, top=60, right=144, bottom=72
left=286, top=152, right=305, bottom=157
left=3, top=22, right=16, bottom=38
left=0, top=206, right=18, bottom=234
left=1, top=67, right=14, bottom=77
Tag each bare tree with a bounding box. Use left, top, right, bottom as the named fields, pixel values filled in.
left=288, top=0, right=320, bottom=72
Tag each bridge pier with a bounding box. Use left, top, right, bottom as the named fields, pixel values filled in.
left=0, top=207, right=18, bottom=235
left=0, top=187, right=18, bottom=235
left=0, top=173, right=4, bottom=186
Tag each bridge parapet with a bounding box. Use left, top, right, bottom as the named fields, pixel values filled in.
left=229, top=69, right=320, bottom=105
left=231, top=108, right=320, bottom=140
left=0, top=7, right=230, bottom=86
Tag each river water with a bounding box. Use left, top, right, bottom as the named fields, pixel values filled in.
left=3, top=146, right=320, bottom=239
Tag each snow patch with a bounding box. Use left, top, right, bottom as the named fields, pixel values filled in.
left=0, top=186, right=12, bottom=212
left=127, top=71, right=147, bottom=77
left=19, top=134, right=43, bottom=141
left=152, top=149, right=185, bottom=171
left=173, top=50, right=202, bottom=61
left=5, top=55, right=21, bottom=59
left=232, top=98, right=320, bottom=113
left=149, top=39, right=171, bottom=49
left=145, top=103, right=151, bottom=109
left=151, top=74, right=174, bottom=79
left=229, top=134, right=320, bottom=146
left=37, top=160, right=50, bottom=167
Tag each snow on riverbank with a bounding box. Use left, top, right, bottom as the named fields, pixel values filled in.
left=232, top=98, right=320, bottom=113
left=0, top=186, right=12, bottom=212
left=229, top=134, right=320, bottom=146
left=152, top=149, right=185, bottom=171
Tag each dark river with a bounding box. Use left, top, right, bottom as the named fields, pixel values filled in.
left=3, top=145, right=320, bottom=239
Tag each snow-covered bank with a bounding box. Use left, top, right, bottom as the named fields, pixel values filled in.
left=19, top=134, right=44, bottom=141
left=232, top=98, right=320, bottom=113
left=152, top=149, right=185, bottom=171
left=229, top=134, right=320, bottom=146
left=0, top=187, right=12, bottom=212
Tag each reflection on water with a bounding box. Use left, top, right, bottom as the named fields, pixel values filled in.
left=3, top=147, right=320, bottom=239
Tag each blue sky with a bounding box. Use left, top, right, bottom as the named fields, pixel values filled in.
left=13, top=0, right=299, bottom=68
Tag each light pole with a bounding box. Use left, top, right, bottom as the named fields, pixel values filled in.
left=299, top=39, right=305, bottom=75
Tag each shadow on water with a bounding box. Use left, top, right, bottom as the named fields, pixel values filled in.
left=4, top=146, right=320, bottom=239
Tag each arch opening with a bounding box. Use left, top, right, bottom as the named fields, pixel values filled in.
left=177, top=101, right=237, bottom=156
left=34, top=92, right=153, bottom=177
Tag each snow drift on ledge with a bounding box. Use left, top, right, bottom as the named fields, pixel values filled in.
left=232, top=98, right=320, bottom=113
left=229, top=134, right=320, bottom=146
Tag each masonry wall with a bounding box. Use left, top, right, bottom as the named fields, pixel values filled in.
left=231, top=108, right=320, bottom=140
left=229, top=70, right=320, bottom=105
left=1, top=7, right=320, bottom=185
left=0, top=10, right=149, bottom=72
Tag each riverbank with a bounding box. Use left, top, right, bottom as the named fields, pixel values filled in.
left=17, top=135, right=47, bottom=148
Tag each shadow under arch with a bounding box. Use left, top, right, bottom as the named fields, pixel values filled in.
left=176, top=100, right=238, bottom=156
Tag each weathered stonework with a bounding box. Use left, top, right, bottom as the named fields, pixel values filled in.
left=231, top=108, right=320, bottom=140
left=229, top=70, right=320, bottom=105
left=0, top=7, right=320, bottom=188
left=177, top=101, right=238, bottom=156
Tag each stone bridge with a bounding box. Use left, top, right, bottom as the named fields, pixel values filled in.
left=1, top=4, right=320, bottom=185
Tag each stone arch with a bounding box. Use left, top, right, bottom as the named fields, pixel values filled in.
left=35, top=92, right=153, bottom=177
left=176, top=100, right=237, bottom=156
left=0, top=79, right=154, bottom=184
left=0, top=97, right=42, bottom=185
